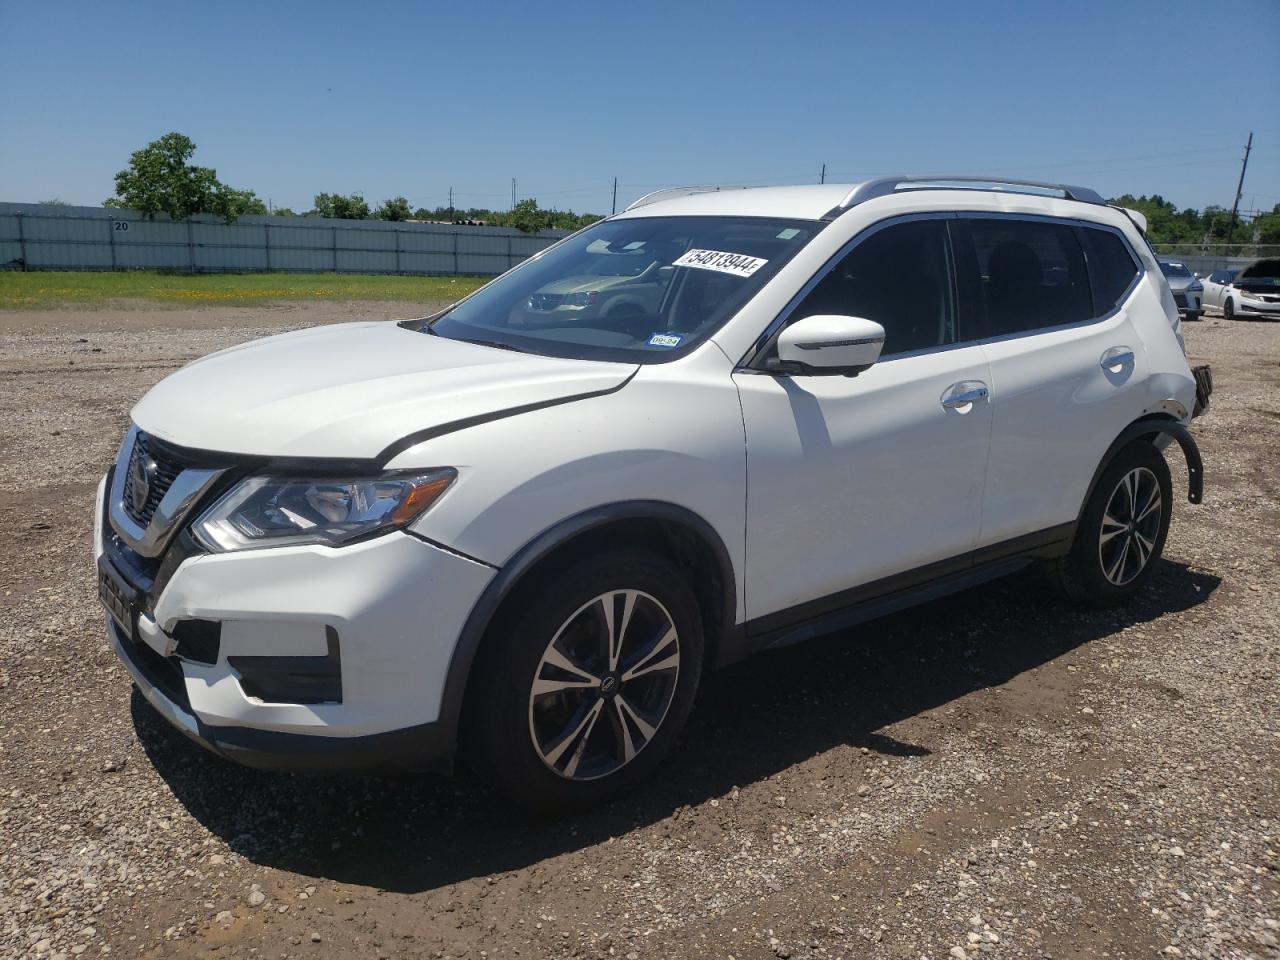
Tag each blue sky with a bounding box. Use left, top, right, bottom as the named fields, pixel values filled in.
left=2, top=0, right=1277, bottom=216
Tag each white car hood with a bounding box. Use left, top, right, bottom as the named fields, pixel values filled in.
left=131, top=321, right=636, bottom=460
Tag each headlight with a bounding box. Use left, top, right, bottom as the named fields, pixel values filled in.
left=563, top=291, right=598, bottom=307
left=192, top=469, right=456, bottom=553
left=1187, top=281, right=1203, bottom=293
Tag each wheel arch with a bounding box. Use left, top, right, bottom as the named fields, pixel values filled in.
left=1079, top=414, right=1204, bottom=521
left=436, top=501, right=737, bottom=762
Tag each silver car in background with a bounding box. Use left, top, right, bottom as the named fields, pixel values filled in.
left=1158, top=260, right=1203, bottom=322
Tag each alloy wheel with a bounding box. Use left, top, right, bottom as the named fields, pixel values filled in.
left=528, top=590, right=681, bottom=781
left=1098, top=466, right=1163, bottom=586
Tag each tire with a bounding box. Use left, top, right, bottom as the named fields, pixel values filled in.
left=1185, top=311, right=1202, bottom=323
left=469, top=549, right=704, bottom=813
left=1224, top=297, right=1235, bottom=320
left=1051, top=441, right=1172, bottom=607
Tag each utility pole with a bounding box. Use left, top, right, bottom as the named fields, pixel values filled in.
left=820, top=163, right=826, bottom=185
left=612, top=177, right=618, bottom=216
left=511, top=178, right=517, bottom=210
left=448, top=186, right=454, bottom=222
left=1226, top=132, right=1253, bottom=249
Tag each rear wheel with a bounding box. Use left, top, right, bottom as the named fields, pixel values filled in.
left=469, top=549, right=703, bottom=812
left=1051, top=441, right=1172, bottom=607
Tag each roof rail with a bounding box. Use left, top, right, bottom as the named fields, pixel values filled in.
left=624, top=185, right=754, bottom=212
left=823, top=175, right=1106, bottom=219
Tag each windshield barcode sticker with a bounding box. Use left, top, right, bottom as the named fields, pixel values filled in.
left=673, top=248, right=768, bottom=277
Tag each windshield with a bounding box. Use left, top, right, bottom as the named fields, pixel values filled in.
left=426, top=216, right=822, bottom=362
left=1159, top=261, right=1192, bottom=278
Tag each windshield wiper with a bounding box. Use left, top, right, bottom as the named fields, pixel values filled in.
left=459, top=337, right=529, bottom=354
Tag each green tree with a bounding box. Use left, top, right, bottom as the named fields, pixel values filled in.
left=311, top=192, right=371, bottom=219
left=271, top=207, right=297, bottom=217
left=105, top=132, right=263, bottom=223
left=217, top=186, right=268, bottom=218
left=375, top=196, right=412, bottom=221
left=1251, top=204, right=1280, bottom=245
left=505, top=198, right=549, bottom=233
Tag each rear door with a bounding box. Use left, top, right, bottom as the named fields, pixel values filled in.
left=1203, top=270, right=1226, bottom=309
left=951, top=216, right=1147, bottom=547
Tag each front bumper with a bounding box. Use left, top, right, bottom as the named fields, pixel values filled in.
left=1173, top=290, right=1202, bottom=316
left=95, top=474, right=495, bottom=772
left=1235, top=298, right=1280, bottom=317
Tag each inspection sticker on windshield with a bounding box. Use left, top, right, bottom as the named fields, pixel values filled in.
left=673, top=248, right=768, bottom=277
left=647, top=332, right=684, bottom=348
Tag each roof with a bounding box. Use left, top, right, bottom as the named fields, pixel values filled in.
left=613, top=184, right=855, bottom=221
left=614, top=178, right=1108, bottom=222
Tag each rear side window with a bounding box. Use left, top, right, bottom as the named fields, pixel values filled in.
left=1079, top=227, right=1140, bottom=311
left=958, top=218, right=1094, bottom=336
left=789, top=218, right=955, bottom=355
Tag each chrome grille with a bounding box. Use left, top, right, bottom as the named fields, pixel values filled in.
left=121, top=431, right=183, bottom=527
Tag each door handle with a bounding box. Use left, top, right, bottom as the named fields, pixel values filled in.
left=1100, top=346, right=1135, bottom=370
left=940, top=381, right=989, bottom=410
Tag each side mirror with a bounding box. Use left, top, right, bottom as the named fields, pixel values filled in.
left=777, top=314, right=886, bottom=376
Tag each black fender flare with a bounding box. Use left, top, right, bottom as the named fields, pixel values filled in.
left=431, top=501, right=737, bottom=762
left=1081, top=415, right=1204, bottom=515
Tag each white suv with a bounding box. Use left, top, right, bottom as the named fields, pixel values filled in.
left=96, top=177, right=1211, bottom=810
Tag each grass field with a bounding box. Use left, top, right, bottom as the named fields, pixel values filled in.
left=0, top=271, right=489, bottom=308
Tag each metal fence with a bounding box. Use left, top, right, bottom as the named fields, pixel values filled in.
left=0, top=202, right=569, bottom=276
left=1151, top=244, right=1279, bottom=275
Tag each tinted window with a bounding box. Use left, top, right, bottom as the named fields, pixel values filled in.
left=789, top=219, right=955, bottom=355
left=960, top=218, right=1093, bottom=336
left=1080, top=227, right=1139, bottom=310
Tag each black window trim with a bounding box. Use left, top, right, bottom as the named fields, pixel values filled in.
left=739, top=210, right=1145, bottom=371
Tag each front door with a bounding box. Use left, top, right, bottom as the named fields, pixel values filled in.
left=734, top=217, right=993, bottom=625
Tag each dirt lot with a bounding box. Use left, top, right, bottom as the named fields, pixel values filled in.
left=1, top=301, right=1277, bottom=960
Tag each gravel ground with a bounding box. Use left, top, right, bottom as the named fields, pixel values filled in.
left=0, top=302, right=1276, bottom=960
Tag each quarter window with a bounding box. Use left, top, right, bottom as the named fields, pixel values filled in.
left=959, top=218, right=1094, bottom=336
left=788, top=219, right=955, bottom=355
left=1079, top=227, right=1140, bottom=312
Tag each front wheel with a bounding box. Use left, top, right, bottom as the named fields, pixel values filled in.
left=1051, top=441, right=1172, bottom=607
left=1224, top=297, right=1235, bottom=320
left=1185, top=311, right=1202, bottom=323
left=469, top=549, right=704, bottom=812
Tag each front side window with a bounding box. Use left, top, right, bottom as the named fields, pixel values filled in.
left=426, top=216, right=821, bottom=363
left=787, top=218, right=956, bottom=355
left=958, top=218, right=1094, bottom=336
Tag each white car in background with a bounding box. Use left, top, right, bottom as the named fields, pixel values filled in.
left=1199, top=268, right=1239, bottom=313
left=1218, top=259, right=1280, bottom=320
left=96, top=176, right=1209, bottom=811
